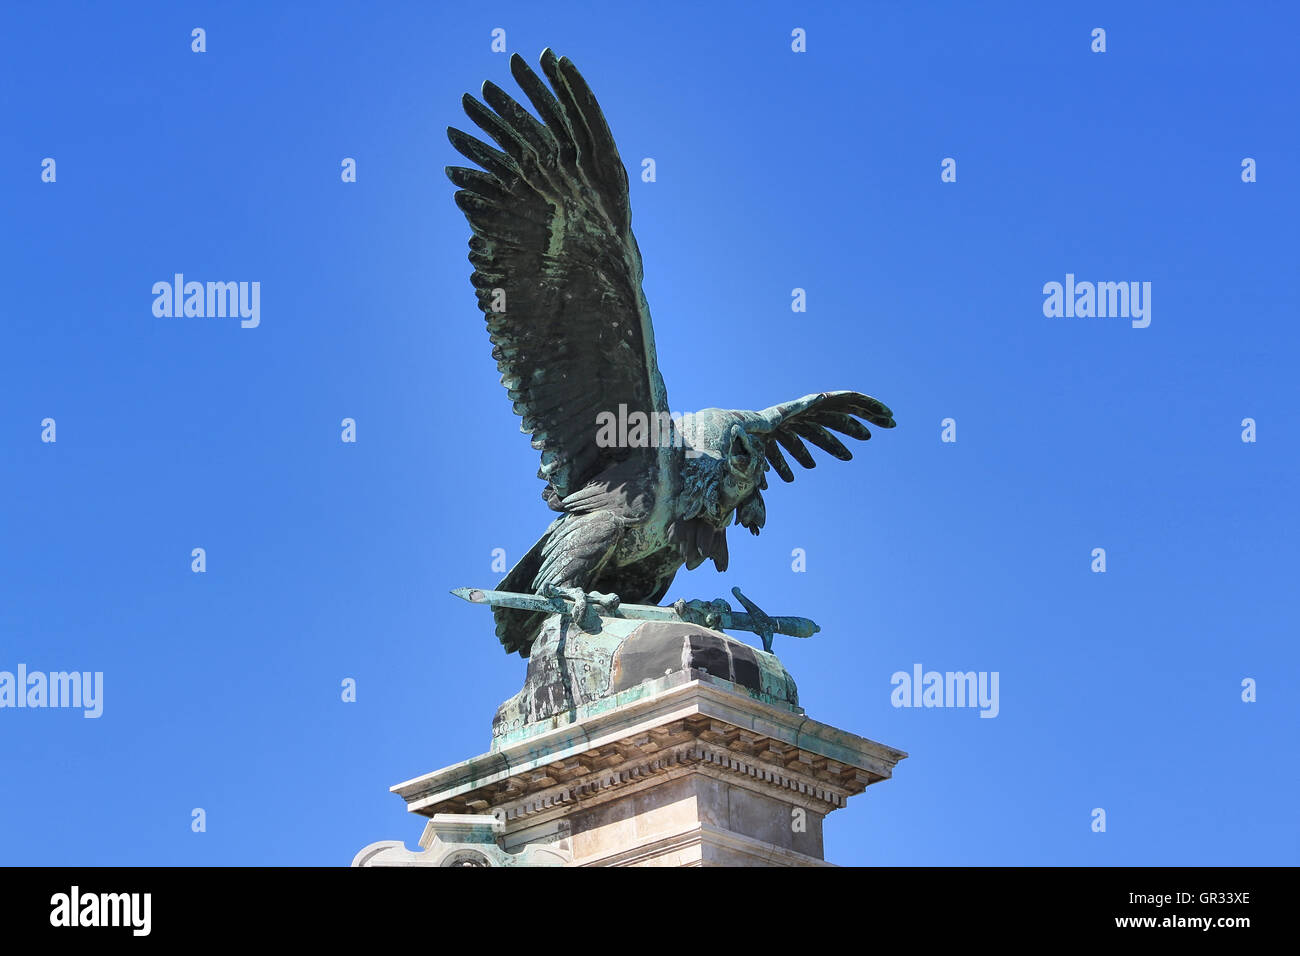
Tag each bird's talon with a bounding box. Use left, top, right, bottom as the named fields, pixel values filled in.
left=543, top=585, right=621, bottom=633
left=672, top=597, right=734, bottom=632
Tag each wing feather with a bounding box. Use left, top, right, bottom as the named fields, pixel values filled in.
left=751, top=391, right=895, bottom=480
left=447, top=50, right=669, bottom=506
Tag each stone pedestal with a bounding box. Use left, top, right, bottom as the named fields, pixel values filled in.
left=354, top=659, right=906, bottom=867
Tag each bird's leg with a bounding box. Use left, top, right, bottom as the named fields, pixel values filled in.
left=541, top=584, right=621, bottom=634
left=671, top=589, right=780, bottom=650
left=670, top=597, right=733, bottom=632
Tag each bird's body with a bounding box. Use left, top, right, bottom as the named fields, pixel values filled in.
left=447, top=50, right=896, bottom=657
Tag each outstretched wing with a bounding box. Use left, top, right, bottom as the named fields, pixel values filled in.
left=447, top=49, right=669, bottom=509
left=748, top=391, right=896, bottom=483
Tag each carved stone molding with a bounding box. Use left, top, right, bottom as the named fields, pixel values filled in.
left=361, top=675, right=907, bottom=865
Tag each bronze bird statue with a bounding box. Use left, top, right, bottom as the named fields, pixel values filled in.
left=447, top=49, right=895, bottom=657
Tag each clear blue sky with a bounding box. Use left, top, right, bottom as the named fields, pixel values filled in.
left=2, top=1, right=1296, bottom=866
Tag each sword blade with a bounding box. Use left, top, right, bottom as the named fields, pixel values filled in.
left=450, top=588, right=817, bottom=641
left=451, top=587, right=678, bottom=622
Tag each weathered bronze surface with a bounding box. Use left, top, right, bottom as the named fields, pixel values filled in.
left=447, top=50, right=895, bottom=672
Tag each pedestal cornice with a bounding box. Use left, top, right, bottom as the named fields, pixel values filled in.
left=392, top=669, right=907, bottom=825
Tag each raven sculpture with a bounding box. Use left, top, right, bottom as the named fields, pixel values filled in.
left=447, top=50, right=895, bottom=658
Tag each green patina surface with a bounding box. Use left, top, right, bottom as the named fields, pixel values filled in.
left=490, top=612, right=802, bottom=751
left=492, top=667, right=806, bottom=753
left=444, top=51, right=895, bottom=677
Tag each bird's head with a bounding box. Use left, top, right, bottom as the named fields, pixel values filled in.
left=676, top=391, right=894, bottom=536
left=719, top=423, right=767, bottom=513
left=677, top=410, right=769, bottom=531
